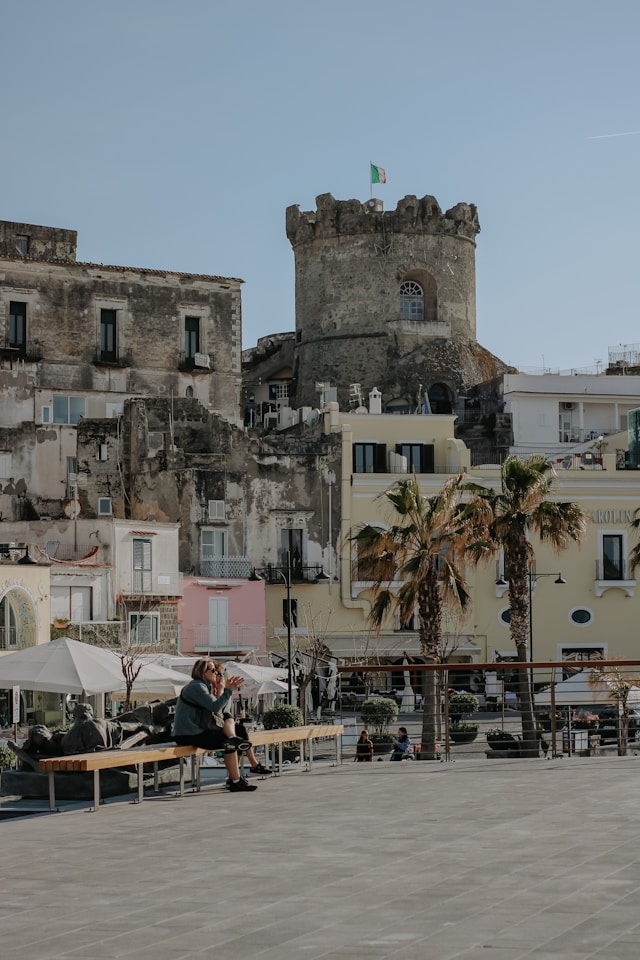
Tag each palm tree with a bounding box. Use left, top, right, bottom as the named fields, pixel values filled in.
left=351, top=472, right=470, bottom=759
left=628, top=507, right=640, bottom=575
left=588, top=662, right=636, bottom=756
left=463, top=455, right=588, bottom=756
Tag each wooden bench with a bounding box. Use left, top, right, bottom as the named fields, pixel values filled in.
left=38, top=724, right=344, bottom=813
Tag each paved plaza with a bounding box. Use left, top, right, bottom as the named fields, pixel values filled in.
left=3, top=753, right=640, bottom=959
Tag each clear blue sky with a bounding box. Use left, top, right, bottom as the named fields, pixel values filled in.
left=4, top=1, right=639, bottom=373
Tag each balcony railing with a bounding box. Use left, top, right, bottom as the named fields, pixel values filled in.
left=595, top=560, right=635, bottom=582
left=199, top=556, right=252, bottom=579
left=179, top=352, right=213, bottom=372
left=257, top=563, right=325, bottom=584
left=0, top=338, right=43, bottom=363
left=93, top=350, right=132, bottom=368
left=0, top=626, right=18, bottom=650
left=187, top=623, right=265, bottom=651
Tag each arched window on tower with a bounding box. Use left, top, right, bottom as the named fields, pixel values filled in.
left=399, top=281, right=424, bottom=321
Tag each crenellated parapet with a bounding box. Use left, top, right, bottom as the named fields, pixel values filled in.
left=286, top=193, right=480, bottom=245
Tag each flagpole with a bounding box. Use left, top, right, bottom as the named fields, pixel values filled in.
left=369, top=161, right=372, bottom=200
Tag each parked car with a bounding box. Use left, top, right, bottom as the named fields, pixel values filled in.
left=596, top=706, right=640, bottom=743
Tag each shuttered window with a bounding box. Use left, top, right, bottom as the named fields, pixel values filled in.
left=132, top=538, right=152, bottom=593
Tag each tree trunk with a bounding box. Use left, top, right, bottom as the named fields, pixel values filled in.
left=419, top=664, right=438, bottom=759
left=509, top=558, right=538, bottom=757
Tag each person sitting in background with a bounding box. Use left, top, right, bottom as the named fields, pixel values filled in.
left=354, top=729, right=374, bottom=762
left=390, top=726, right=411, bottom=762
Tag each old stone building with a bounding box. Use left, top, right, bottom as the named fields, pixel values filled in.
left=0, top=218, right=243, bottom=522
left=283, top=193, right=513, bottom=413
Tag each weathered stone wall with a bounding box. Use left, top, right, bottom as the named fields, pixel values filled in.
left=77, top=397, right=342, bottom=579
left=287, top=194, right=481, bottom=408
left=0, top=220, right=77, bottom=261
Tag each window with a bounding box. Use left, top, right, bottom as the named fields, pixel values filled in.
left=399, top=281, right=424, bottom=321
left=129, top=612, right=159, bottom=645
left=98, top=497, right=112, bottom=516
left=53, top=396, right=85, bottom=424
left=132, top=538, right=153, bottom=593
left=602, top=534, right=624, bottom=580
left=9, top=301, right=27, bottom=353
left=499, top=607, right=511, bottom=625
left=66, top=457, right=78, bottom=498
left=569, top=608, right=593, bottom=626
left=0, top=453, right=11, bottom=479
left=396, top=443, right=435, bottom=473
left=353, top=442, right=387, bottom=473
left=51, top=586, right=93, bottom=622
left=15, top=235, right=29, bottom=255
left=201, top=529, right=226, bottom=558
left=282, top=598, right=298, bottom=628
left=0, top=596, right=18, bottom=650
left=281, top=529, right=303, bottom=579
left=201, top=529, right=227, bottom=576
left=100, top=309, right=117, bottom=362
left=269, top=383, right=290, bottom=401
left=184, top=316, right=200, bottom=359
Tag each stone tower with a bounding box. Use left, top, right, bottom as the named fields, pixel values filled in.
left=286, top=193, right=508, bottom=412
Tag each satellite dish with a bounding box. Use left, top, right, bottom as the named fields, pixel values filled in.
left=64, top=498, right=81, bottom=519
left=305, top=409, right=321, bottom=427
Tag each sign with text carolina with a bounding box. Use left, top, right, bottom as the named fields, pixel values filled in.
left=591, top=509, right=634, bottom=524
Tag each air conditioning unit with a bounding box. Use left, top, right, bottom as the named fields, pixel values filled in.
left=208, top=500, right=225, bottom=521
left=561, top=402, right=574, bottom=410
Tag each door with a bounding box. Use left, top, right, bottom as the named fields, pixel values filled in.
left=208, top=596, right=229, bottom=648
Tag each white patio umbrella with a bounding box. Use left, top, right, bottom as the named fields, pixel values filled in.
left=0, top=637, right=189, bottom=700
left=224, top=661, right=289, bottom=685
left=110, top=661, right=189, bottom=701
left=0, top=637, right=131, bottom=696
left=535, top=671, right=640, bottom=707
left=400, top=658, right=415, bottom=712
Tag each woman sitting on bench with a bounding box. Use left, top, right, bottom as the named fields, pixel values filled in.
left=172, top=659, right=269, bottom=793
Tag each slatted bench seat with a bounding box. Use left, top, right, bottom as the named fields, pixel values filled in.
left=38, top=723, right=344, bottom=813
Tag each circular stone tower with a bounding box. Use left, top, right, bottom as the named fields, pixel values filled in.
left=286, top=193, right=506, bottom=411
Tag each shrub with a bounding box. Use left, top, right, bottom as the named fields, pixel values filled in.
left=0, top=743, right=15, bottom=770
left=449, top=722, right=479, bottom=732
left=262, top=704, right=304, bottom=730
left=448, top=693, right=479, bottom=718
left=360, top=697, right=399, bottom=736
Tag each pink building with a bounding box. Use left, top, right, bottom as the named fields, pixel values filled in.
left=179, top=577, right=266, bottom=658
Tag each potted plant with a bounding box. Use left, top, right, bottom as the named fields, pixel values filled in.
left=536, top=709, right=567, bottom=732
left=360, top=697, right=399, bottom=754
left=486, top=728, right=519, bottom=752
left=262, top=703, right=304, bottom=761
left=448, top=692, right=479, bottom=743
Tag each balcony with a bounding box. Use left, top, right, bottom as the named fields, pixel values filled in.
left=187, top=623, right=265, bottom=652
left=257, top=563, right=326, bottom=584
left=0, top=338, right=43, bottom=364
left=595, top=559, right=636, bottom=598
left=199, top=556, right=252, bottom=579
left=92, top=350, right=132, bottom=368
left=179, top=352, right=213, bottom=373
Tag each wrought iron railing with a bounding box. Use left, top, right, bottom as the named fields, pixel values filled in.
left=200, top=556, right=252, bottom=579
left=257, top=563, right=325, bottom=584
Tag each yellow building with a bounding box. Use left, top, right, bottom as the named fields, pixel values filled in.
left=0, top=552, right=51, bottom=724
left=264, top=405, right=640, bottom=694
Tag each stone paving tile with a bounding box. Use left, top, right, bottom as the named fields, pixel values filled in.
left=4, top=757, right=640, bottom=960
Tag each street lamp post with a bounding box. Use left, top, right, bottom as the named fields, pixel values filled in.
left=276, top=550, right=294, bottom=705
left=528, top=568, right=566, bottom=661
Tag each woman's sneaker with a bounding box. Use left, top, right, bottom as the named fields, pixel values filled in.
left=228, top=778, right=257, bottom=792
left=250, top=763, right=272, bottom=775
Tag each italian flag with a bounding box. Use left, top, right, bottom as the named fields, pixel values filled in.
left=370, top=163, right=387, bottom=184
